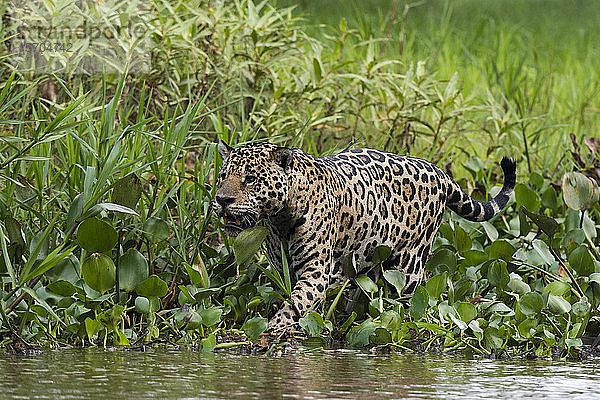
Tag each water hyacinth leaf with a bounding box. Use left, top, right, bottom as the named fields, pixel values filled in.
left=199, top=307, right=222, bottom=327
left=135, top=296, right=150, bottom=314
left=541, top=186, right=559, bottom=210
left=46, top=280, right=77, bottom=297
left=81, top=253, right=116, bottom=293
left=487, top=260, right=509, bottom=290
left=485, top=240, right=516, bottom=262
left=427, top=248, right=457, bottom=271
left=426, top=272, right=447, bottom=300
left=356, top=274, right=378, bottom=297
left=453, top=224, right=472, bottom=253
left=233, top=226, right=270, bottom=266
left=136, top=275, right=168, bottom=298
left=85, top=317, right=103, bottom=341
left=562, top=172, right=599, bottom=211
left=572, top=299, right=590, bottom=318
left=111, top=173, right=142, bottom=211
left=507, top=277, right=531, bottom=295
left=409, top=285, right=429, bottom=320
left=484, top=327, right=504, bottom=349
left=371, top=245, right=392, bottom=264
left=383, top=270, right=406, bottom=296
left=568, top=245, right=594, bottom=277
left=347, top=319, right=377, bottom=348
left=369, top=327, right=392, bottom=345
left=481, top=221, right=499, bottom=242
left=543, top=281, right=571, bottom=297
left=380, top=310, right=401, bottom=331
left=118, top=248, right=149, bottom=292
left=520, top=207, right=560, bottom=239
left=299, top=311, right=325, bottom=337
left=515, top=183, right=540, bottom=212
left=185, top=262, right=202, bottom=287
left=518, top=292, right=544, bottom=316
left=532, top=239, right=555, bottom=265
left=518, top=318, right=538, bottom=338
left=589, top=273, right=600, bottom=285
left=449, top=312, right=468, bottom=330
left=143, top=217, right=170, bottom=242
left=77, top=217, right=118, bottom=253
left=201, top=334, right=217, bottom=352
left=518, top=208, right=531, bottom=237
left=461, top=250, right=487, bottom=267
left=244, top=316, right=268, bottom=340
left=456, top=302, right=477, bottom=323
left=547, top=294, right=571, bottom=314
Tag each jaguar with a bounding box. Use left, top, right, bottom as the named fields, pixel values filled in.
left=213, top=141, right=516, bottom=331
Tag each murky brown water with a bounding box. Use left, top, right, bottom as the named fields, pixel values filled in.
left=1, top=349, right=600, bottom=399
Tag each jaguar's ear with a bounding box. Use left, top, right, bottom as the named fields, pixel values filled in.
left=218, top=139, right=233, bottom=161
left=273, top=147, right=293, bottom=170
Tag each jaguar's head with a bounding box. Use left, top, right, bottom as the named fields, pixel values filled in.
left=213, top=141, right=292, bottom=236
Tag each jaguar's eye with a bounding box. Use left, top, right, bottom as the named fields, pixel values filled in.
left=243, top=175, right=257, bottom=185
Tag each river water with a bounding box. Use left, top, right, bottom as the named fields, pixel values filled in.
left=1, top=348, right=600, bottom=399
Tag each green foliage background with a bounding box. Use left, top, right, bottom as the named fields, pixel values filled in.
left=0, top=0, right=599, bottom=357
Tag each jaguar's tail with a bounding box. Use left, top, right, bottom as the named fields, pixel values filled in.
left=446, top=157, right=516, bottom=222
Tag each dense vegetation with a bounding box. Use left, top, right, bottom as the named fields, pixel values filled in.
left=1, top=0, right=599, bottom=358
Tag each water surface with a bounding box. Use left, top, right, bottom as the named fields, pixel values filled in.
left=2, top=348, right=600, bottom=399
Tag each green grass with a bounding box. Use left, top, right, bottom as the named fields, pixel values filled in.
left=277, top=0, right=600, bottom=173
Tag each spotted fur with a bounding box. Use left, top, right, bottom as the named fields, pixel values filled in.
left=213, top=141, right=516, bottom=331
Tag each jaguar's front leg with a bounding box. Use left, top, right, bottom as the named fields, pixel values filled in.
left=268, top=229, right=334, bottom=333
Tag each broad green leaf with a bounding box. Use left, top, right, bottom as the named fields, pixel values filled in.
left=143, top=217, right=170, bottom=242
left=562, top=172, right=599, bottom=211
left=136, top=275, right=168, bottom=298
left=369, top=327, right=392, bottom=345
left=453, top=224, right=472, bottom=253
left=426, top=272, right=447, bottom=300
left=85, top=317, right=103, bottom=341
left=372, top=245, right=392, bottom=264
left=427, top=248, right=457, bottom=271
left=118, top=248, right=149, bottom=292
left=518, top=292, right=544, bottom=316
left=299, top=311, right=325, bottom=337
left=515, top=183, right=540, bottom=212
left=547, top=294, right=571, bottom=314
left=507, top=277, right=531, bottom=295
left=46, top=280, right=77, bottom=297
left=81, top=253, right=116, bottom=293
left=245, top=316, right=268, bottom=340
left=518, top=318, right=538, bottom=338
left=572, top=299, right=590, bottom=318
left=199, top=307, right=222, bottom=327
left=456, top=302, right=477, bottom=323
left=347, top=319, right=377, bottom=348
left=532, top=239, right=555, bottom=265
left=201, top=333, right=217, bottom=352
left=485, top=240, right=516, bottom=262
left=409, top=286, right=429, bottom=320
left=543, top=281, right=571, bottom=297
left=77, top=217, right=118, bottom=253
left=355, top=274, right=378, bottom=297
left=111, top=173, right=142, bottom=211
left=135, top=296, right=150, bottom=314
left=568, top=245, right=594, bottom=277
left=383, top=270, right=406, bottom=296
left=487, top=260, right=509, bottom=290
left=233, top=226, right=270, bottom=266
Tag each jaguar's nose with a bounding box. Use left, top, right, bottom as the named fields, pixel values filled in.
left=215, top=194, right=235, bottom=207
